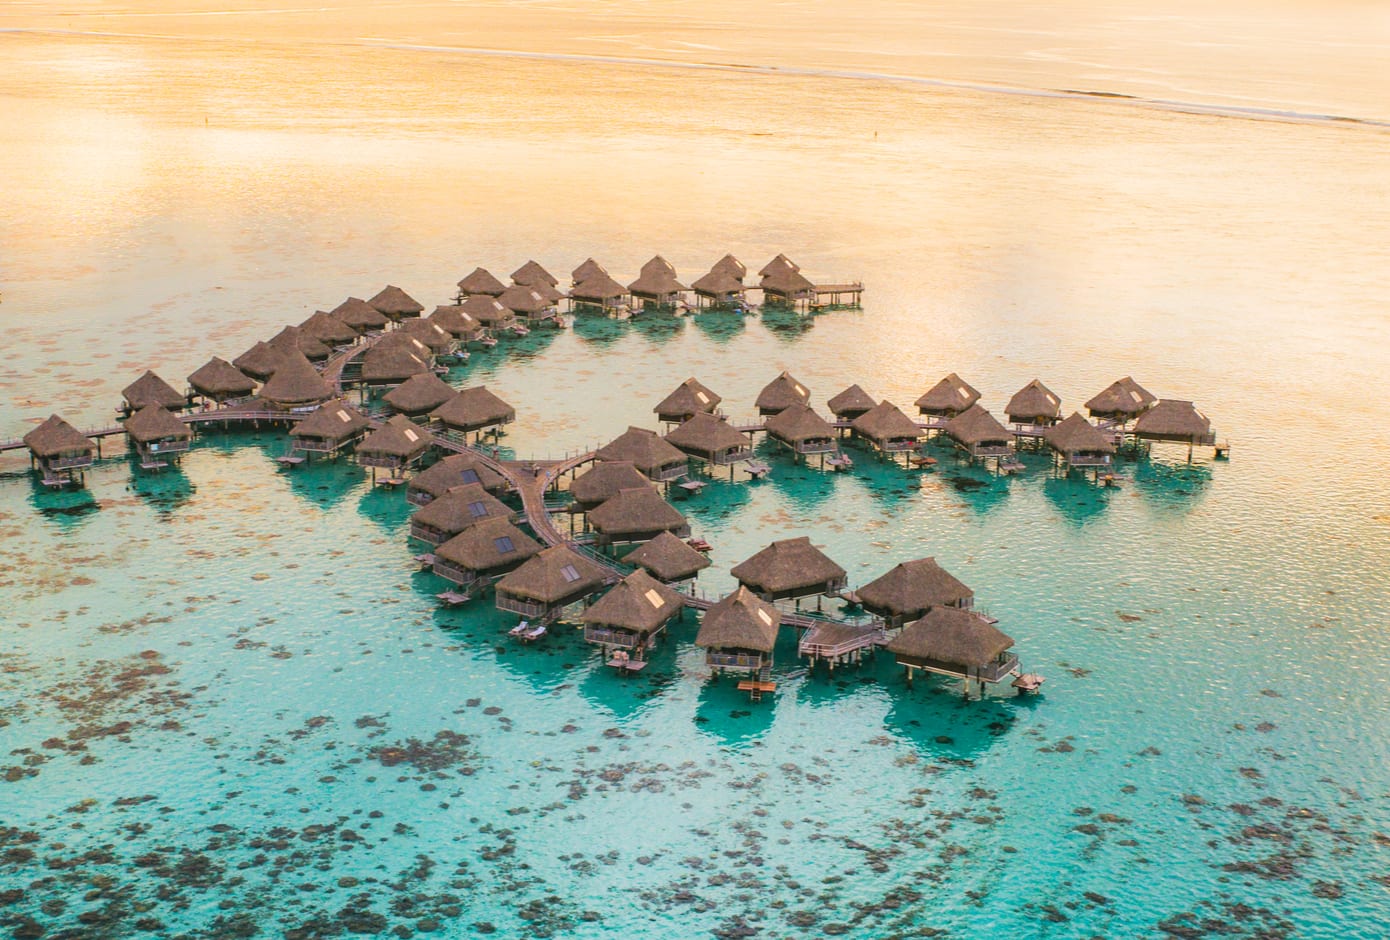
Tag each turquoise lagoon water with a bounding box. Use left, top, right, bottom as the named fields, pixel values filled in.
left=4, top=24, right=1390, bottom=940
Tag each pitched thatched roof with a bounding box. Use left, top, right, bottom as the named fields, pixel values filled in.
left=572, top=258, right=609, bottom=284
left=711, top=254, right=747, bottom=280
left=887, top=607, right=1014, bottom=668
left=431, top=386, right=516, bottom=431
left=258, top=350, right=332, bottom=407
left=429, top=304, right=483, bottom=339
left=398, top=317, right=456, bottom=353
left=123, top=404, right=191, bottom=444
left=690, top=270, right=745, bottom=296
left=383, top=372, right=458, bottom=415
left=459, top=294, right=514, bottom=327
left=628, top=256, right=687, bottom=296
left=511, top=260, right=559, bottom=288
left=456, top=267, right=506, bottom=296
left=695, top=587, right=780, bottom=653
left=435, top=516, right=541, bottom=572
left=521, top=280, right=564, bottom=304
left=361, top=343, right=430, bottom=383
left=300, top=309, right=360, bottom=346
left=368, top=285, right=424, bottom=318
left=122, top=370, right=185, bottom=410
left=408, top=452, right=508, bottom=499
left=495, top=544, right=608, bottom=603
left=330, top=297, right=389, bottom=332
left=1085, top=376, right=1156, bottom=418
left=1133, top=400, right=1211, bottom=441
left=765, top=403, right=835, bottom=444
left=412, top=483, right=515, bottom=535
left=857, top=558, right=973, bottom=619
left=654, top=377, right=721, bottom=421
left=587, top=487, right=687, bottom=538
left=188, top=357, right=256, bottom=399
left=731, top=536, right=846, bottom=596
left=915, top=373, right=980, bottom=415
left=759, top=253, right=801, bottom=277
left=233, top=341, right=284, bottom=382
left=759, top=254, right=813, bottom=294
left=756, top=371, right=811, bottom=414
left=579, top=569, right=683, bottom=633
left=571, top=274, right=629, bottom=303
left=1005, top=379, right=1062, bottom=423
left=290, top=399, right=371, bottom=441
left=268, top=325, right=331, bottom=362
left=570, top=461, right=652, bottom=507
left=1044, top=412, right=1116, bottom=455
left=942, top=404, right=1011, bottom=446
left=497, top=284, right=552, bottom=315
left=23, top=415, right=94, bottom=457
left=827, top=384, right=876, bottom=419
left=594, top=427, right=687, bottom=474
left=665, top=412, right=750, bottom=456
left=622, top=530, right=711, bottom=582
left=357, top=414, right=431, bottom=460
left=375, top=331, right=436, bottom=361
left=851, top=401, right=922, bottom=443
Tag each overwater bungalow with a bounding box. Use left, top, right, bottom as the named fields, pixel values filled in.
left=570, top=274, right=630, bottom=313
left=1085, top=376, right=1156, bottom=425
left=1005, top=379, right=1063, bottom=432
left=587, top=486, right=690, bottom=546
left=407, top=452, right=509, bottom=506
left=23, top=415, right=95, bottom=487
left=665, top=413, right=753, bottom=467
left=430, top=386, right=516, bottom=436
left=915, top=373, right=981, bottom=422
left=409, top=482, right=517, bottom=545
left=397, top=317, right=457, bottom=357
left=731, top=536, right=848, bottom=604
left=375, top=331, right=438, bottom=366
left=696, top=586, right=781, bottom=678
left=123, top=404, right=192, bottom=470
left=759, top=254, right=815, bottom=306
left=233, top=341, right=283, bottom=383
left=330, top=297, right=390, bottom=334
left=300, top=310, right=361, bottom=348
left=368, top=285, right=424, bottom=321
left=258, top=351, right=333, bottom=410
left=654, top=377, right=722, bottom=425
left=456, top=267, right=507, bottom=300
left=121, top=370, right=186, bottom=415
left=268, top=325, right=331, bottom=363
left=572, top=258, right=609, bottom=287
left=512, top=260, right=559, bottom=289
left=827, top=384, right=877, bottom=423
left=360, top=343, right=430, bottom=389
left=622, top=530, right=711, bottom=585
left=497, top=284, right=558, bottom=324
left=579, top=569, right=684, bottom=662
left=886, top=607, right=1019, bottom=696
left=1043, top=412, right=1117, bottom=471
left=628, top=256, right=687, bottom=310
left=431, top=517, right=542, bottom=590
left=594, top=427, right=689, bottom=482
left=765, top=404, right=836, bottom=456
left=356, top=414, right=431, bottom=475
left=383, top=372, right=458, bottom=418
left=755, top=371, right=811, bottom=416
left=287, top=399, right=371, bottom=459
left=856, top=557, right=973, bottom=630
left=850, top=401, right=923, bottom=454
left=1132, top=400, right=1217, bottom=451
left=429, top=304, right=485, bottom=344
left=569, top=461, right=653, bottom=512
left=459, top=294, right=515, bottom=332
left=942, top=404, right=1014, bottom=462
left=691, top=254, right=747, bottom=308
left=187, top=357, right=256, bottom=405
left=494, top=544, right=610, bottom=621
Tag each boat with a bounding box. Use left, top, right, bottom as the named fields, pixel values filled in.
left=745, top=459, right=771, bottom=479
left=909, top=455, right=937, bottom=468
left=687, top=537, right=712, bottom=553
left=826, top=453, right=854, bottom=471
left=1011, top=672, right=1045, bottom=694
left=510, top=323, right=530, bottom=337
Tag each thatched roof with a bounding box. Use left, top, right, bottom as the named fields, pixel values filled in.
left=827, top=384, right=876, bottom=418
left=915, top=374, right=980, bottom=415
left=594, top=427, right=688, bottom=474
left=756, top=371, right=811, bottom=413
left=122, top=370, right=185, bottom=410
left=654, top=378, right=721, bottom=421
left=759, top=253, right=801, bottom=277
left=665, top=412, right=750, bottom=456
left=711, top=254, right=747, bottom=280
left=887, top=608, right=1014, bottom=669
left=628, top=256, right=687, bottom=296
left=268, top=325, right=331, bottom=362
left=731, top=537, right=846, bottom=596
left=1133, top=400, right=1211, bottom=441
left=622, top=531, right=711, bottom=582
left=408, top=452, right=508, bottom=499
left=851, top=401, right=922, bottom=443
left=357, top=413, right=431, bottom=460
left=123, top=404, right=191, bottom=444
left=300, top=309, right=360, bottom=346
left=290, top=399, right=371, bottom=441
left=690, top=270, right=745, bottom=296
left=1005, top=379, right=1062, bottom=423
left=572, top=258, right=609, bottom=284
left=188, top=357, right=256, bottom=399
left=398, top=317, right=456, bottom=353
left=760, top=254, right=814, bottom=294
left=1044, top=412, right=1116, bottom=455
left=459, top=294, right=514, bottom=327
left=495, top=544, right=608, bottom=603
left=431, top=386, right=516, bottom=431
left=856, top=558, right=973, bottom=618
left=331, top=297, right=389, bottom=332
left=383, top=372, right=458, bottom=415
left=258, top=351, right=332, bottom=407
left=571, top=274, right=630, bottom=303
left=23, top=415, right=94, bottom=457
left=1085, top=377, right=1156, bottom=418
left=435, top=516, right=541, bottom=572
left=579, top=569, right=683, bottom=634
left=497, top=284, right=552, bottom=314
left=695, top=587, right=780, bottom=653
left=457, top=267, right=506, bottom=296
left=511, top=260, right=559, bottom=288
left=233, top=341, right=283, bottom=382
left=521, top=280, right=564, bottom=304
left=368, top=285, right=424, bottom=318
left=588, top=487, right=687, bottom=538
left=765, top=403, right=835, bottom=444
left=375, top=331, right=436, bottom=361
left=429, top=304, right=483, bottom=339
left=570, top=461, right=652, bottom=507
left=942, top=404, right=1011, bottom=446
left=412, top=483, right=515, bottom=535
left=361, top=344, right=430, bottom=383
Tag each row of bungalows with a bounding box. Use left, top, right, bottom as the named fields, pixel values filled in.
left=454, top=265, right=561, bottom=328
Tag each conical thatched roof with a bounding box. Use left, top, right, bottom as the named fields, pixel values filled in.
left=331, top=297, right=389, bottom=332
left=456, top=267, right=506, bottom=296
left=357, top=414, right=431, bottom=460
left=122, top=370, right=185, bottom=411
left=259, top=351, right=332, bottom=407
left=269, top=325, right=331, bottom=362
left=654, top=378, right=721, bottom=421
left=1044, top=412, right=1116, bottom=455
left=570, top=461, right=652, bottom=507
left=497, top=284, right=552, bottom=315
left=765, top=403, right=835, bottom=444
left=622, top=530, right=711, bottom=582
left=756, top=371, right=811, bottom=414
left=398, top=317, right=456, bottom=353
left=665, top=412, right=751, bottom=456
left=695, top=587, right=780, bottom=653
left=759, top=253, right=801, bottom=277
left=429, top=304, right=483, bottom=339
left=435, top=516, right=541, bottom=572
left=123, top=404, right=191, bottom=444
left=431, top=386, right=516, bottom=431
left=690, top=270, right=745, bottom=296
left=579, top=569, right=683, bottom=634
left=857, top=558, right=973, bottom=619
left=850, top=401, right=922, bottom=443
left=759, top=254, right=814, bottom=294
left=711, top=254, right=747, bottom=280
left=887, top=607, right=1014, bottom=669
left=511, top=260, right=559, bottom=288
left=361, top=343, right=430, bottom=383
left=915, top=373, right=980, bottom=415
left=375, top=331, right=436, bottom=361
left=572, top=258, right=609, bottom=284
left=290, top=399, right=371, bottom=441
left=588, top=487, right=687, bottom=539
left=1005, top=379, right=1062, bottom=423
left=412, top=483, right=515, bottom=535
left=628, top=256, right=687, bottom=296
left=571, top=274, right=629, bottom=303
left=943, top=404, right=1011, bottom=446
left=300, top=309, right=360, bottom=346
left=188, top=357, right=256, bottom=400
left=827, top=384, right=876, bottom=419
left=383, top=372, right=458, bottom=415
left=368, top=285, right=424, bottom=319
left=459, top=294, right=514, bottom=327
left=1085, top=377, right=1157, bottom=418
left=409, top=452, right=508, bottom=499
left=594, top=427, right=687, bottom=474
left=23, top=415, right=94, bottom=458
left=1133, top=400, right=1211, bottom=441
left=731, top=537, right=846, bottom=596
left=495, top=544, right=608, bottom=603
left=521, top=280, right=565, bottom=304
left=234, top=341, right=284, bottom=382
